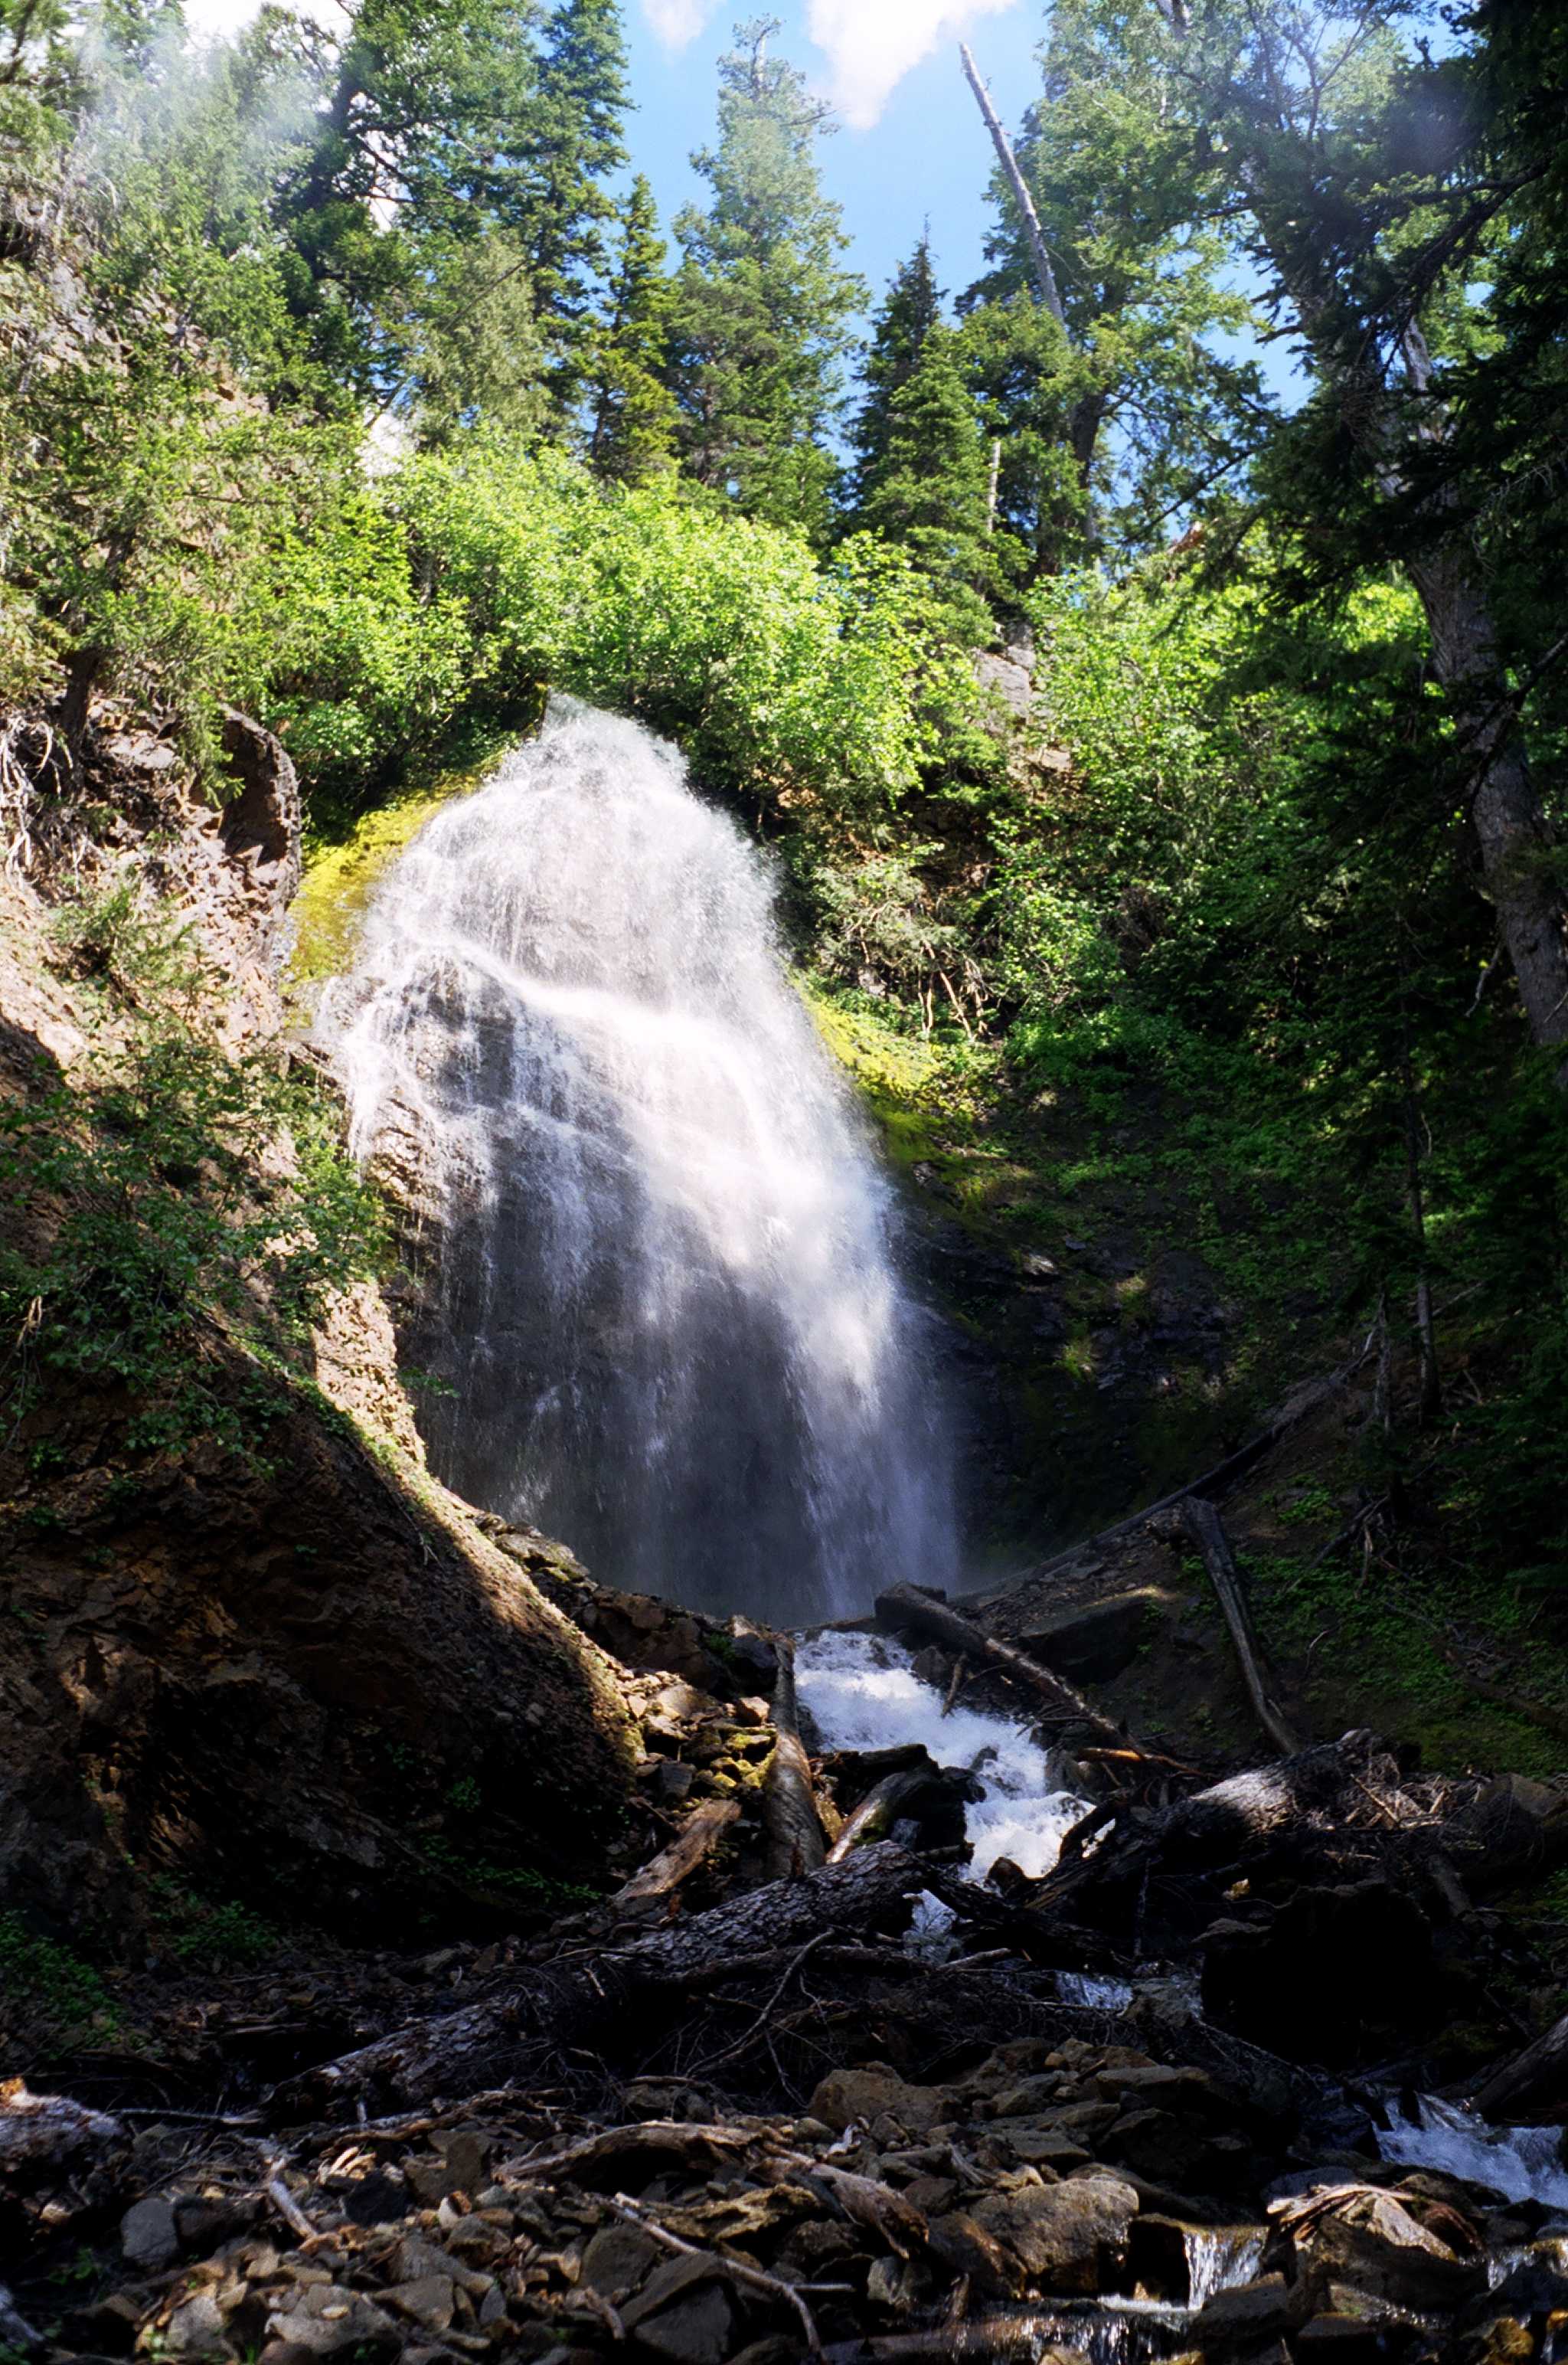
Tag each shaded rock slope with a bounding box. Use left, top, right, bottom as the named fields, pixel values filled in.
left=0, top=713, right=643, bottom=1952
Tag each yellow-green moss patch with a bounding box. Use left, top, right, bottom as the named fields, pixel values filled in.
left=287, top=744, right=520, bottom=1016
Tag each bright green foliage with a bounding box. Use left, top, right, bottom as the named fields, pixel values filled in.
left=0, top=0, right=77, bottom=174
left=664, top=15, right=865, bottom=539
left=0, top=30, right=351, bottom=746
left=584, top=175, right=679, bottom=482
left=348, top=440, right=978, bottom=813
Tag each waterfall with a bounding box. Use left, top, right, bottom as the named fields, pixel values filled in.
left=318, top=699, right=956, bottom=1624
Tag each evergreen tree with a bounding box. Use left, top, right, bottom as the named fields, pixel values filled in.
left=585, top=174, right=678, bottom=482
left=274, top=0, right=554, bottom=404
left=848, top=234, right=942, bottom=504
left=664, top=15, right=864, bottom=540
left=848, top=240, right=1010, bottom=639
left=524, top=0, right=629, bottom=371
left=1142, top=0, right=1568, bottom=1065
left=961, top=0, right=1260, bottom=572
left=856, top=316, right=1003, bottom=643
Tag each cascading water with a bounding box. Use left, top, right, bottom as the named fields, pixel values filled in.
left=318, top=699, right=955, bottom=1623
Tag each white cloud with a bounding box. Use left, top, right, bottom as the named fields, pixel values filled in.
left=640, top=0, right=717, bottom=46
left=182, top=0, right=342, bottom=41
left=806, top=0, right=1019, bottom=129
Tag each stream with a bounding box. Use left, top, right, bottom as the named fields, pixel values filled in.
left=799, top=1626, right=1568, bottom=2252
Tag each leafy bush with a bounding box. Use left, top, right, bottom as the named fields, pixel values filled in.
left=0, top=1912, right=118, bottom=2046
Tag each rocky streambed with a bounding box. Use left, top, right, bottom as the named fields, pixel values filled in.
left=9, top=1608, right=1568, bottom=2365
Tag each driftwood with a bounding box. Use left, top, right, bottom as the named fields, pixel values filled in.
left=1180, top=1496, right=1304, bottom=1755
left=824, top=2322, right=1060, bottom=2362
left=1024, top=1729, right=1408, bottom=1935
left=764, top=1637, right=828, bottom=1879
left=874, top=1582, right=1129, bottom=1745
left=610, top=1797, right=740, bottom=1915
left=290, top=1844, right=926, bottom=2110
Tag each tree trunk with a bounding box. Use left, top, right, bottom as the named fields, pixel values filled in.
left=294, top=1844, right=926, bottom=2111
left=959, top=44, right=1067, bottom=329
left=1406, top=546, right=1568, bottom=1064
left=763, top=1637, right=828, bottom=1879
left=1180, top=1498, right=1302, bottom=1755
left=1148, top=5, right=1568, bottom=1072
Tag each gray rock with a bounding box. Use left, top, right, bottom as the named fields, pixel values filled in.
left=969, top=2173, right=1140, bottom=2294
left=264, top=2282, right=397, bottom=2355
left=163, top=2289, right=230, bottom=2355
left=121, top=2197, right=180, bottom=2271
left=974, top=650, right=1035, bottom=720
left=381, top=2276, right=456, bottom=2332
left=580, top=2223, right=662, bottom=2296
left=1194, top=2272, right=1304, bottom=2342
left=633, top=2281, right=734, bottom=2364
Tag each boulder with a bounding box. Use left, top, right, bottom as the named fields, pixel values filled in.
left=1288, top=2188, right=1488, bottom=2315
left=121, top=2197, right=180, bottom=2272
left=1014, top=1591, right=1160, bottom=1684
left=808, top=2065, right=952, bottom=2135
left=968, top=2173, right=1140, bottom=2295
left=1193, top=2271, right=1305, bottom=2345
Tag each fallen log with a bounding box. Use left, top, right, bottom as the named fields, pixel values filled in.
left=1024, top=1728, right=1409, bottom=1938
left=1472, top=2007, right=1568, bottom=2120
left=764, top=1636, right=828, bottom=1879
left=288, top=1843, right=926, bottom=2111
left=824, top=2321, right=1062, bottom=2362
left=1180, top=1497, right=1304, bottom=1755
left=610, top=1797, right=740, bottom=1915
left=874, top=1582, right=1130, bottom=1745
left=825, top=1768, right=929, bottom=1863
left=1000, top=1345, right=1380, bottom=1600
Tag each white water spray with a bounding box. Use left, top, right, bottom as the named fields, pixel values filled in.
left=319, top=702, right=955, bottom=1622
left=796, top=1629, right=1091, bottom=1881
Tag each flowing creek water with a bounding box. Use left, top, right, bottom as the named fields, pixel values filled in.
left=796, top=1628, right=1568, bottom=2298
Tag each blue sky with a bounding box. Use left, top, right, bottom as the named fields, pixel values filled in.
left=189, top=0, right=1047, bottom=315
left=619, top=3, right=1045, bottom=312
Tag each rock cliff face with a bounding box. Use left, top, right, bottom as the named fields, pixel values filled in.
left=0, top=715, right=642, bottom=1956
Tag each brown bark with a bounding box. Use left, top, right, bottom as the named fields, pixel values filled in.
left=763, top=1636, right=828, bottom=1879
left=610, top=1798, right=740, bottom=1915
left=293, top=1843, right=926, bottom=2110
left=825, top=1768, right=929, bottom=1863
